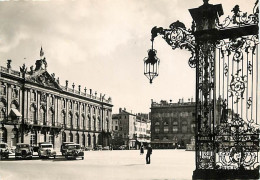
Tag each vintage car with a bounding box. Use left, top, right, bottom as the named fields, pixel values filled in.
left=15, top=143, right=33, bottom=159
left=60, top=142, right=74, bottom=156
left=0, top=143, right=10, bottom=159
left=64, top=143, right=84, bottom=160
left=38, top=142, right=56, bottom=159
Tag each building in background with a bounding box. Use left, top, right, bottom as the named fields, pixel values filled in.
left=0, top=48, right=113, bottom=150
left=150, top=99, right=195, bottom=149
left=112, top=108, right=151, bottom=149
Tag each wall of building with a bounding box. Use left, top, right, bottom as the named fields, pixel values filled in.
left=0, top=58, right=113, bottom=151
left=150, top=100, right=195, bottom=149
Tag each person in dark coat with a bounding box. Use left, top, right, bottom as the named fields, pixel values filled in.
left=140, top=144, right=144, bottom=155
left=146, top=144, right=152, bottom=164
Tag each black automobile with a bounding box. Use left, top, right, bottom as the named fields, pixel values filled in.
left=0, top=143, right=10, bottom=159
left=61, top=142, right=75, bottom=156
left=64, top=143, right=84, bottom=160
left=15, top=143, right=33, bottom=159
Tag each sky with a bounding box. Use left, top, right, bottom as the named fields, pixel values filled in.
left=0, top=0, right=256, bottom=114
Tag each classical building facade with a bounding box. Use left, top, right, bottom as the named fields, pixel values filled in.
left=150, top=99, right=195, bottom=149
left=112, top=108, right=150, bottom=149
left=0, top=49, right=113, bottom=150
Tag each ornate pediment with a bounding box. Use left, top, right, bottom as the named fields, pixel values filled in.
left=26, top=70, right=61, bottom=90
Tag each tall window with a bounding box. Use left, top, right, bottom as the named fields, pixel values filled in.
left=182, top=121, right=188, bottom=133
left=155, top=121, right=160, bottom=133
left=30, top=105, right=37, bottom=124
left=12, top=89, right=19, bottom=98
left=50, top=96, right=54, bottom=105
left=68, top=113, right=72, bottom=128
left=62, top=111, right=66, bottom=127
left=69, top=101, right=73, bottom=109
left=106, top=119, right=109, bottom=131
left=63, top=99, right=66, bottom=108
left=82, top=115, right=85, bottom=129
left=0, top=101, right=6, bottom=121
left=40, top=107, right=46, bottom=125
left=0, top=85, right=6, bottom=95
left=31, top=91, right=37, bottom=101
left=173, top=121, right=178, bottom=133
left=75, top=103, right=79, bottom=111
left=93, top=117, right=96, bottom=130
left=93, top=107, right=96, bottom=114
left=88, top=106, right=91, bottom=114
left=49, top=109, right=55, bottom=126
left=30, top=132, right=37, bottom=146
left=75, top=114, right=79, bottom=128
left=97, top=118, right=101, bottom=131
left=88, top=116, right=91, bottom=130
left=163, top=121, right=169, bottom=133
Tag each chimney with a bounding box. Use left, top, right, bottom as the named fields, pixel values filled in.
left=119, top=108, right=122, bottom=113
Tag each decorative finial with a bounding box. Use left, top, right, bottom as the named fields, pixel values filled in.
left=72, top=83, right=75, bottom=90
left=40, top=46, right=44, bottom=58
left=7, top=59, right=12, bottom=69
left=203, top=0, right=209, bottom=5
left=84, top=87, right=87, bottom=93
left=65, top=80, right=68, bottom=87
left=78, top=85, right=81, bottom=92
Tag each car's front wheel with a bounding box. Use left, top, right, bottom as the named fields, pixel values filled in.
left=82, top=157, right=84, bottom=160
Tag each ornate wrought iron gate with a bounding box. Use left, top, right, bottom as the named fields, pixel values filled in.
left=145, top=0, right=259, bottom=179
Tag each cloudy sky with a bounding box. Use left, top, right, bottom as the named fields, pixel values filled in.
left=0, top=0, right=255, bottom=114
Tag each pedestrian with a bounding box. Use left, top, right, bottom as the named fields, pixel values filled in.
left=146, top=144, right=152, bottom=164
left=140, top=144, right=144, bottom=155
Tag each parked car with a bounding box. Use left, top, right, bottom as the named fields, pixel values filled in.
left=15, top=143, right=32, bottom=159
left=0, top=143, right=10, bottom=159
left=119, top=145, right=128, bottom=150
left=64, top=143, right=84, bottom=160
left=61, top=142, right=74, bottom=156
left=38, top=142, right=56, bottom=159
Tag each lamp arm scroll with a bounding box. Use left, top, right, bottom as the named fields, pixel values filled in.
left=151, top=20, right=197, bottom=68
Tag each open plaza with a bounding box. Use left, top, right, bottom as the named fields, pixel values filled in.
left=0, top=149, right=194, bottom=180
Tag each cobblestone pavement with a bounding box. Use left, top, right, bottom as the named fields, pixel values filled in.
left=0, top=149, right=195, bottom=180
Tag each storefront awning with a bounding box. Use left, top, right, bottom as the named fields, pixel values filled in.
left=9, top=108, right=22, bottom=117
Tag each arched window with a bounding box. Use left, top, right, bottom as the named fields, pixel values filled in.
left=62, top=111, right=66, bottom=127
left=62, top=132, right=66, bottom=143
left=173, top=121, right=178, bottom=133
left=82, top=134, right=85, bottom=146
left=75, top=133, right=79, bottom=144
left=88, top=134, right=91, bottom=146
left=88, top=116, right=91, bottom=130
left=182, top=121, right=188, bottom=133
left=106, top=119, right=109, bottom=131
left=69, top=132, right=73, bottom=142
left=93, top=117, right=96, bottom=130
left=69, top=101, right=73, bottom=109
left=0, top=100, right=6, bottom=121
left=163, top=121, right=169, bottom=133
left=155, top=121, right=160, bottom=133
left=191, top=123, right=195, bottom=133
left=30, top=130, right=37, bottom=146
left=50, top=96, right=54, bottom=105
left=82, top=115, right=85, bottom=129
left=49, top=109, right=55, bottom=126
left=75, top=114, right=79, bottom=128
left=12, top=88, right=19, bottom=99
left=63, top=99, right=66, bottom=108
left=97, top=118, right=101, bottom=131
left=30, top=105, right=37, bottom=124
left=68, top=113, right=72, bottom=128
left=39, top=107, right=46, bottom=125
left=31, top=91, right=37, bottom=101
left=0, top=85, right=6, bottom=95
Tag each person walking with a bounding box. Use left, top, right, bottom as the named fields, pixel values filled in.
left=146, top=144, right=152, bottom=164
left=140, top=144, right=144, bottom=155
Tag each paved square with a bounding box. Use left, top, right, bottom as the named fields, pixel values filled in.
left=0, top=149, right=195, bottom=180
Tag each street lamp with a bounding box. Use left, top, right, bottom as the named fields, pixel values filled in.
left=144, top=0, right=259, bottom=179
left=143, top=45, right=160, bottom=84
